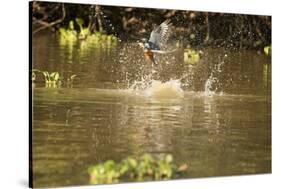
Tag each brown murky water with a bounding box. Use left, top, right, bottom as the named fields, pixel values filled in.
left=31, top=34, right=271, bottom=187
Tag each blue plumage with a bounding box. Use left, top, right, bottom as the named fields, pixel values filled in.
left=142, top=20, right=172, bottom=65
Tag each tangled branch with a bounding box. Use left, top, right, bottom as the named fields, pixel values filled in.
left=33, top=3, right=66, bottom=34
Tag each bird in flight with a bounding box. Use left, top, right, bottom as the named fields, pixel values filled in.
left=139, top=19, right=176, bottom=65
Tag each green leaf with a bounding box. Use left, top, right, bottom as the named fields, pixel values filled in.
left=127, top=158, right=137, bottom=168
left=49, top=72, right=56, bottom=78
left=69, top=20, right=75, bottom=30
left=104, top=160, right=116, bottom=171
left=32, top=72, right=36, bottom=81
left=59, top=28, right=67, bottom=37
left=88, top=154, right=184, bottom=184
left=264, top=45, right=271, bottom=56
left=54, top=72, right=60, bottom=81
left=42, top=71, right=49, bottom=77
left=75, top=18, right=84, bottom=28
left=165, top=154, right=173, bottom=163
left=70, top=74, right=77, bottom=80
left=184, top=48, right=201, bottom=64
left=42, top=71, right=50, bottom=82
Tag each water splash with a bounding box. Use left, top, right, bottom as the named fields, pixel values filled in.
left=127, top=76, right=184, bottom=99
left=204, top=73, right=216, bottom=96
left=143, top=79, right=184, bottom=98
left=204, top=54, right=227, bottom=96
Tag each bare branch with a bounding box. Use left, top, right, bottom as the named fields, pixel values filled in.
left=33, top=3, right=66, bottom=34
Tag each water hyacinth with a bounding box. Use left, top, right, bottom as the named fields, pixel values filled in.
left=88, top=154, right=188, bottom=185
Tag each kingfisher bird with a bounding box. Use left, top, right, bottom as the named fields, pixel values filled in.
left=139, top=19, right=173, bottom=65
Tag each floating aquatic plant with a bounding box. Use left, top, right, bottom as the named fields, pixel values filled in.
left=31, top=69, right=77, bottom=88
left=41, top=71, right=61, bottom=88
left=264, top=45, right=271, bottom=56
left=59, top=20, right=78, bottom=42
left=59, top=18, right=118, bottom=49
left=184, top=48, right=203, bottom=64
left=88, top=154, right=188, bottom=185
left=31, top=69, right=41, bottom=82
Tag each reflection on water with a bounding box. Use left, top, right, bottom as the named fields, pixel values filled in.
left=32, top=34, right=271, bottom=187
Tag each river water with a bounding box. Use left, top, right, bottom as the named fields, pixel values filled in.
left=31, top=34, right=271, bottom=187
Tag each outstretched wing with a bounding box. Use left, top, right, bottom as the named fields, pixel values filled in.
left=150, top=49, right=178, bottom=54
left=148, top=19, right=172, bottom=50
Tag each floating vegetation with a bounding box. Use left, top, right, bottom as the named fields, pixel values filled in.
left=59, top=20, right=78, bottom=42
left=66, top=74, right=77, bottom=88
left=42, top=71, right=61, bottom=88
left=59, top=18, right=118, bottom=49
left=31, top=69, right=77, bottom=88
left=264, top=45, right=271, bottom=56
left=88, top=154, right=188, bottom=185
left=31, top=69, right=41, bottom=82
left=184, top=48, right=203, bottom=64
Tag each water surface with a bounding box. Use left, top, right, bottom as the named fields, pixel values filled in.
left=32, top=34, right=271, bottom=187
